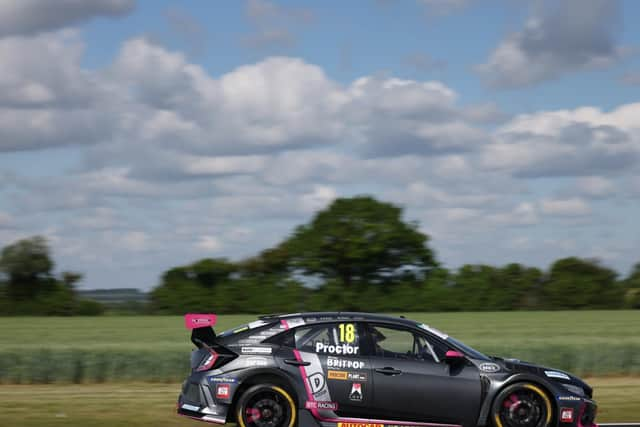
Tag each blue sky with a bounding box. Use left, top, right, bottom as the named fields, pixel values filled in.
left=0, top=0, right=639, bottom=290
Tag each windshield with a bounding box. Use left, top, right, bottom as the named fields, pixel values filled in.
left=445, top=336, right=491, bottom=361
left=418, top=323, right=490, bottom=360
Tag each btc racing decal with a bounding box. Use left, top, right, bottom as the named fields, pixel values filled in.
left=349, top=383, right=363, bottom=401
left=328, top=356, right=366, bottom=370
left=315, top=342, right=359, bottom=355
left=558, top=396, right=581, bottom=401
left=560, top=408, right=574, bottom=423
left=305, top=401, right=339, bottom=411
left=479, top=363, right=500, bottom=373
left=337, top=424, right=383, bottom=427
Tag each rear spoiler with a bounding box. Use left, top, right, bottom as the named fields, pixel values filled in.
left=185, top=313, right=217, bottom=348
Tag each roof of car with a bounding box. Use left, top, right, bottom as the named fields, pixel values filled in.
left=259, top=311, right=419, bottom=327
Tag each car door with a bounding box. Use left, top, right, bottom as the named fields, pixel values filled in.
left=365, top=323, right=482, bottom=426
left=276, top=321, right=374, bottom=419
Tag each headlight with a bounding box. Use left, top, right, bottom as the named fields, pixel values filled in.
left=563, top=384, right=586, bottom=397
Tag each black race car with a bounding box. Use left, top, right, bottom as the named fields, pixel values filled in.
left=178, top=312, right=597, bottom=427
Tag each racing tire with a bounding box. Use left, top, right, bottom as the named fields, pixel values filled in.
left=491, top=382, right=554, bottom=427
left=237, top=384, right=297, bottom=427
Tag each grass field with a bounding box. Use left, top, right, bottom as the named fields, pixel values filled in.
left=0, top=312, right=639, bottom=425
left=1, top=311, right=639, bottom=382
left=0, top=378, right=638, bottom=427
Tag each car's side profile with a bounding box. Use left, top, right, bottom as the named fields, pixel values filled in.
left=177, top=312, right=597, bottom=427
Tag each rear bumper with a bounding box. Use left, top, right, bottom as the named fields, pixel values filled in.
left=177, top=379, right=229, bottom=424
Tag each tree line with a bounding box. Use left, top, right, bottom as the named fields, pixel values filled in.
left=1, top=197, right=639, bottom=315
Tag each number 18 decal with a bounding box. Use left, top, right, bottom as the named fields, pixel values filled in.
left=339, top=323, right=356, bottom=343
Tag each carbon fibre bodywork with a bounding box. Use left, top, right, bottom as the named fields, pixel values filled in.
left=177, top=312, right=597, bottom=427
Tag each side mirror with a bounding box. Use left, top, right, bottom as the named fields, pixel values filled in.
left=445, top=350, right=465, bottom=364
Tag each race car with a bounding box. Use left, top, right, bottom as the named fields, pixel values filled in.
left=177, top=312, right=597, bottom=427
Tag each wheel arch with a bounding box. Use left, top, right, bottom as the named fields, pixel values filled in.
left=478, top=374, right=560, bottom=427
left=229, top=369, right=300, bottom=424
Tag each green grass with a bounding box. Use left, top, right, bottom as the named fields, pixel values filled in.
left=0, top=312, right=638, bottom=424
left=0, top=311, right=639, bottom=383
left=0, top=377, right=637, bottom=427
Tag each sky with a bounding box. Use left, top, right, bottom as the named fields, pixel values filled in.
left=0, top=0, right=639, bottom=290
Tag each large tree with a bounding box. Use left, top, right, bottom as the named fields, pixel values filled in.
left=0, top=236, right=54, bottom=301
left=286, top=196, right=437, bottom=286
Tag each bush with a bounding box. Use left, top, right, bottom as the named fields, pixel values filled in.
left=75, top=299, right=105, bottom=316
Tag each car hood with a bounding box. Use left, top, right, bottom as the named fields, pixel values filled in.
left=494, top=357, right=593, bottom=398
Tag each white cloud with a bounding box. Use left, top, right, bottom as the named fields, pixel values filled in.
left=477, top=0, right=625, bottom=88
left=1, top=30, right=638, bottom=289
left=540, top=197, right=591, bottom=217
left=196, top=236, right=222, bottom=252
left=0, top=31, right=121, bottom=151
left=300, top=185, right=338, bottom=213
left=487, top=202, right=540, bottom=226
left=481, top=104, right=640, bottom=177
left=0, top=211, right=13, bottom=228
left=574, top=176, right=616, bottom=199
left=120, top=231, right=149, bottom=251
left=0, top=0, right=135, bottom=37
left=346, top=77, right=486, bottom=156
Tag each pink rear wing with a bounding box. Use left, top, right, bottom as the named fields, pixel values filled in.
left=184, top=313, right=217, bottom=330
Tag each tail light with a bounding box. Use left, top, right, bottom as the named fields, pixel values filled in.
left=191, top=347, right=237, bottom=372
left=197, top=349, right=219, bottom=372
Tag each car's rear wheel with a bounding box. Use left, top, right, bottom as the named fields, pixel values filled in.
left=492, top=383, right=554, bottom=427
left=236, top=384, right=297, bottom=427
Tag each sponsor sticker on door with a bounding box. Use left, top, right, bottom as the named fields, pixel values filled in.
left=308, top=372, right=326, bottom=395
left=349, top=383, right=363, bottom=401
left=337, top=423, right=383, bottom=427
left=328, top=370, right=368, bottom=381
left=327, top=356, right=366, bottom=370
left=328, top=370, right=349, bottom=380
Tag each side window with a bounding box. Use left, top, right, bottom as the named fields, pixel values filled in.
left=369, top=324, right=442, bottom=363
left=293, top=323, right=363, bottom=357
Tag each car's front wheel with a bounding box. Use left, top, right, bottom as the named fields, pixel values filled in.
left=236, top=384, right=297, bottom=427
left=492, top=383, right=554, bottom=427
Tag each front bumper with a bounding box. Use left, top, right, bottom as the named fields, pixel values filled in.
left=557, top=396, right=598, bottom=427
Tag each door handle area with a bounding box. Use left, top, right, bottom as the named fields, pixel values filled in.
left=375, top=367, right=402, bottom=375
left=284, top=359, right=311, bottom=366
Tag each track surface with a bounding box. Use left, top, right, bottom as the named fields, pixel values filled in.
left=0, top=378, right=639, bottom=427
